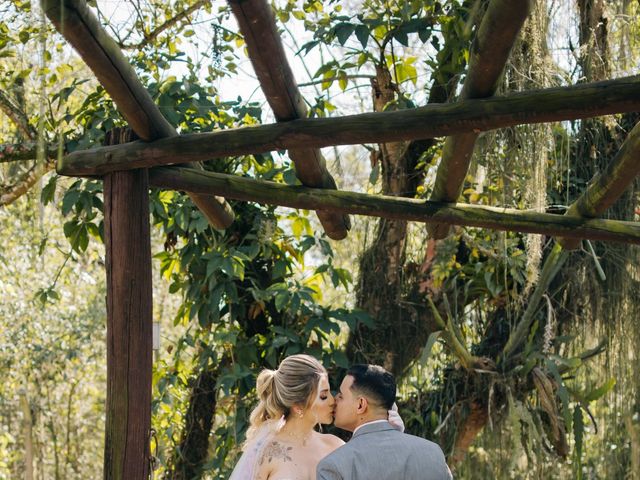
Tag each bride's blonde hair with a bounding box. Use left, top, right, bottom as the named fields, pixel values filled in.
left=245, top=354, right=326, bottom=441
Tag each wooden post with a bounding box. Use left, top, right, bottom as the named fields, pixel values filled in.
left=104, top=168, right=152, bottom=480
left=428, top=0, right=532, bottom=239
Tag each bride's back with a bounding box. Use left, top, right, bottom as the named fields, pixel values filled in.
left=256, top=431, right=343, bottom=480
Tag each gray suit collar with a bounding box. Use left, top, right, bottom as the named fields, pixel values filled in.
left=351, top=420, right=395, bottom=439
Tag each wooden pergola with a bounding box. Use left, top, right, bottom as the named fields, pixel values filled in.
left=40, top=0, right=640, bottom=478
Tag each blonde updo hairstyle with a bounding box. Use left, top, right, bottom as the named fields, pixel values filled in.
left=246, top=354, right=326, bottom=441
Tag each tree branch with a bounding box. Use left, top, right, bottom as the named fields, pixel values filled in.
left=117, top=0, right=209, bottom=50
left=0, top=161, right=54, bottom=207
left=297, top=75, right=375, bottom=87
left=0, top=142, right=59, bottom=163
left=0, top=90, right=37, bottom=140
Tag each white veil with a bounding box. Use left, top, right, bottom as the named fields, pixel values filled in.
left=229, top=418, right=284, bottom=479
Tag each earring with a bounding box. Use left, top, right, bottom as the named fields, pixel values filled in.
left=297, top=409, right=304, bottom=418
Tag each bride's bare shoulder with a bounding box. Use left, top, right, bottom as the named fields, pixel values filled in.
left=318, top=432, right=345, bottom=449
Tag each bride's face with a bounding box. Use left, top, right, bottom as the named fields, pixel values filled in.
left=308, top=374, right=335, bottom=425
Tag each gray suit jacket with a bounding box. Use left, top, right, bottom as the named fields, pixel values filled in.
left=316, top=421, right=452, bottom=480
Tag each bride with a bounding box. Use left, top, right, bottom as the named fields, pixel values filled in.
left=230, top=354, right=344, bottom=480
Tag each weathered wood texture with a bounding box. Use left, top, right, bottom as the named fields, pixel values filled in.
left=228, top=0, right=350, bottom=239
left=148, top=166, right=640, bottom=244
left=40, top=0, right=234, bottom=229
left=428, top=0, right=532, bottom=239
left=59, top=75, right=640, bottom=176
left=559, top=119, right=640, bottom=249
left=104, top=169, right=153, bottom=480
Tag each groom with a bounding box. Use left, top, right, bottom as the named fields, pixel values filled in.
left=317, top=364, right=453, bottom=480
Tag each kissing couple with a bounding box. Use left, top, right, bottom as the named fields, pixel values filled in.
left=230, top=354, right=452, bottom=480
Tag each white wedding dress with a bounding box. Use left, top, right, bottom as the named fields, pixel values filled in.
left=229, top=419, right=284, bottom=480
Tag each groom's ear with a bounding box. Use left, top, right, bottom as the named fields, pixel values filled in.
left=356, top=396, right=368, bottom=414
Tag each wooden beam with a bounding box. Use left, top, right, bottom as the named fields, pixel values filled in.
left=40, top=0, right=234, bottom=229
left=428, top=0, right=532, bottom=239
left=58, top=75, right=640, bottom=176
left=148, top=166, right=640, bottom=245
left=559, top=119, right=640, bottom=249
left=104, top=169, right=153, bottom=480
left=229, top=0, right=350, bottom=240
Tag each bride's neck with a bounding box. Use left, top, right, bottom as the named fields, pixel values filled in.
left=281, top=414, right=316, bottom=437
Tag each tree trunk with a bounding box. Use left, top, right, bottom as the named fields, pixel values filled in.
left=347, top=2, right=473, bottom=377
left=347, top=63, right=423, bottom=375
left=450, top=401, right=489, bottom=466
left=20, top=390, right=34, bottom=480
left=167, top=367, right=219, bottom=480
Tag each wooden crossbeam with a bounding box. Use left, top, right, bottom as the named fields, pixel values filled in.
left=40, top=0, right=234, bottom=229
left=428, top=0, right=532, bottom=239
left=147, top=166, right=640, bottom=245
left=58, top=75, right=640, bottom=177
left=558, top=119, right=640, bottom=249
left=229, top=0, right=350, bottom=240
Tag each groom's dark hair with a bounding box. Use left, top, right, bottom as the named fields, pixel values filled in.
left=347, top=364, right=396, bottom=410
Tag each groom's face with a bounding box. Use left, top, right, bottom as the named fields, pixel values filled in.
left=333, top=375, right=360, bottom=432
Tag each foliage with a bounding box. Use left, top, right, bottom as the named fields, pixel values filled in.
left=0, top=189, right=106, bottom=479
left=1, top=0, right=640, bottom=479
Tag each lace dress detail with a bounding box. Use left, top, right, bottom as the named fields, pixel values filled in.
left=229, top=420, right=283, bottom=480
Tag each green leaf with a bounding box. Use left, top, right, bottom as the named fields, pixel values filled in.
left=394, top=59, right=417, bottom=85
left=283, top=168, right=299, bottom=185
left=369, top=162, right=380, bottom=185
left=198, top=302, right=211, bottom=328
left=221, top=257, right=234, bottom=277
left=573, top=406, right=584, bottom=480
left=299, top=40, right=319, bottom=55
left=418, top=27, right=432, bottom=43
left=584, top=377, right=616, bottom=402
left=272, top=335, right=289, bottom=348
left=18, top=29, right=29, bottom=44
left=355, top=25, right=369, bottom=48
left=419, top=331, right=441, bottom=364
left=393, top=30, right=409, bottom=46
left=41, top=175, right=57, bottom=205
left=62, top=189, right=80, bottom=215
left=332, top=350, right=349, bottom=368
left=338, top=71, right=348, bottom=91
left=292, top=10, right=306, bottom=20
left=546, top=359, right=571, bottom=428
left=335, top=23, right=356, bottom=46
left=63, top=220, right=78, bottom=240
left=292, top=217, right=304, bottom=239
left=76, top=224, right=89, bottom=252
left=274, top=291, right=289, bottom=311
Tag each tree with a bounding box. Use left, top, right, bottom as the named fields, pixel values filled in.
left=1, top=0, right=639, bottom=478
